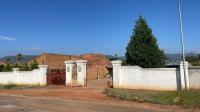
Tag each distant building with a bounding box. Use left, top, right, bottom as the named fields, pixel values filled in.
left=198, top=54, right=200, bottom=58
left=29, top=53, right=111, bottom=80
left=166, top=61, right=180, bottom=68
left=0, top=60, right=5, bottom=65
left=166, top=61, right=192, bottom=68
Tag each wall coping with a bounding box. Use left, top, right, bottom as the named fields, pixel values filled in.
left=189, top=66, right=200, bottom=69
left=120, top=66, right=177, bottom=71
left=64, top=61, right=75, bottom=64
left=13, top=68, right=19, bottom=71
left=76, top=60, right=87, bottom=63
left=143, top=68, right=177, bottom=71
left=180, top=61, right=189, bottom=66
left=121, top=66, right=142, bottom=70
left=38, top=65, right=48, bottom=68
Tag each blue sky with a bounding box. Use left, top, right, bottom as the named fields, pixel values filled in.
left=0, top=0, right=199, bottom=57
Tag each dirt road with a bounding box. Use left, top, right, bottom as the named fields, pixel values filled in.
left=0, top=94, right=166, bottom=112
left=0, top=80, right=198, bottom=112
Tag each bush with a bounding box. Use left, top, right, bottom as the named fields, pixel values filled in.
left=0, top=65, right=4, bottom=72
left=29, top=59, right=38, bottom=70
left=20, top=63, right=30, bottom=71
left=2, top=64, right=12, bottom=72
left=3, top=84, right=19, bottom=89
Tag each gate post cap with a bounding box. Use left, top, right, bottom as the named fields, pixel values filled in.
left=38, top=65, right=48, bottom=68
left=111, top=60, right=122, bottom=65
left=76, top=60, right=87, bottom=63
left=180, top=61, right=188, bottom=66
left=64, top=61, right=75, bottom=64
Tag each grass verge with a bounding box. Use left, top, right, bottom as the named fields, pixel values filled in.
left=0, top=84, right=40, bottom=90
left=103, top=88, right=200, bottom=107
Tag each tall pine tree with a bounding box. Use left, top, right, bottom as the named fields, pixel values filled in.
left=125, top=16, right=165, bottom=68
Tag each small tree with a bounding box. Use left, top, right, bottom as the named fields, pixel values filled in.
left=20, top=63, right=30, bottom=71
left=2, top=58, right=12, bottom=71
left=125, top=16, right=165, bottom=68
left=16, top=53, right=23, bottom=62
left=29, top=59, right=38, bottom=70
left=0, top=65, right=4, bottom=72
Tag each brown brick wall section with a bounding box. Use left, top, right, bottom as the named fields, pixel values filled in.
left=29, top=53, right=111, bottom=80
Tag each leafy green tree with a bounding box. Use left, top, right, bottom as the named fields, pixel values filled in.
left=125, top=16, right=165, bottom=68
left=0, top=65, right=4, bottom=72
left=3, top=64, right=12, bottom=72
left=15, top=53, right=30, bottom=71
left=2, top=58, right=12, bottom=71
left=186, top=56, right=200, bottom=66
left=29, top=59, right=38, bottom=70
left=121, top=59, right=127, bottom=66
left=5, top=58, right=11, bottom=64
left=16, top=53, right=23, bottom=65
left=20, top=63, right=30, bottom=71
left=13, top=63, right=19, bottom=68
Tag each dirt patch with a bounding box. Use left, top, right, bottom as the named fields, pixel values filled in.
left=0, top=80, right=199, bottom=112
left=0, top=80, right=109, bottom=102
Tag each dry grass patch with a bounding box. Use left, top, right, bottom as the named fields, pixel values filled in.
left=104, top=88, right=200, bottom=107
left=0, top=84, right=40, bottom=90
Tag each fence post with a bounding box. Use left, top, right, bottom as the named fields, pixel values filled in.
left=180, top=61, right=189, bottom=89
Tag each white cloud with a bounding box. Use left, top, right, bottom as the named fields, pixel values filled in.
left=29, top=47, right=41, bottom=51
left=0, top=36, right=16, bottom=41
left=192, top=49, right=200, bottom=54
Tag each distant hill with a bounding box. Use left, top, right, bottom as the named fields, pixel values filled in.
left=1, top=53, right=198, bottom=64
left=104, top=55, right=125, bottom=61
left=0, top=55, right=38, bottom=64
left=165, top=53, right=198, bottom=61
left=105, top=53, right=199, bottom=64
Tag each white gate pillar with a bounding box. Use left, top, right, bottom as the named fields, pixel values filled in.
left=76, top=60, right=87, bottom=86
left=64, top=61, right=75, bottom=85
left=111, top=60, right=122, bottom=88
left=180, top=61, right=189, bottom=89
left=39, top=65, right=48, bottom=85
left=13, top=68, right=20, bottom=84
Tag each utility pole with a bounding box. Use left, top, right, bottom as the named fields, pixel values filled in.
left=178, top=0, right=187, bottom=89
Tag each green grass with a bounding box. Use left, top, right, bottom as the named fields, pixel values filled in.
left=0, top=84, right=40, bottom=90
left=103, top=88, right=200, bottom=107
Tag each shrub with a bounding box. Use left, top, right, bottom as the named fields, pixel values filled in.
left=29, top=59, right=38, bottom=70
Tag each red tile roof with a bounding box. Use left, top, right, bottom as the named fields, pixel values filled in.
left=0, top=61, right=5, bottom=65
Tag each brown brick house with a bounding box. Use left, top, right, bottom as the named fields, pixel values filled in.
left=29, top=53, right=111, bottom=80
left=0, top=60, right=5, bottom=65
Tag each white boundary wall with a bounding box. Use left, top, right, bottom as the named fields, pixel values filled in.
left=0, top=65, right=48, bottom=85
left=112, top=60, right=189, bottom=91
left=188, top=66, right=200, bottom=89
